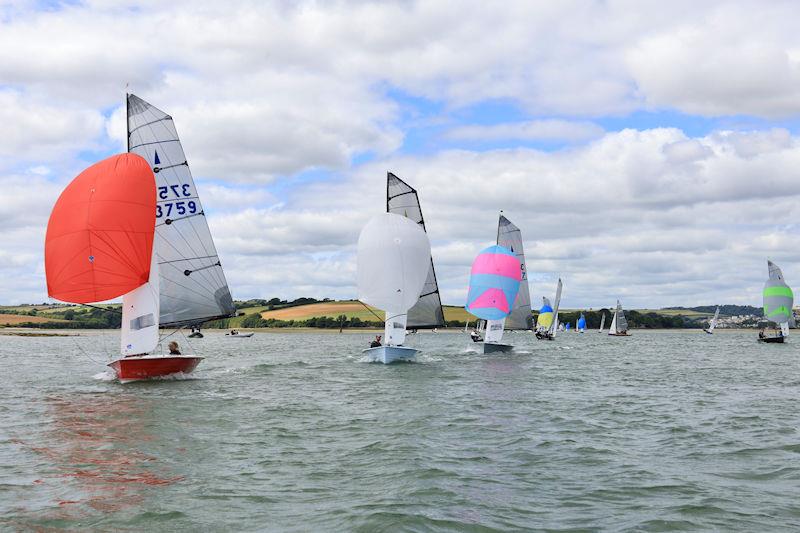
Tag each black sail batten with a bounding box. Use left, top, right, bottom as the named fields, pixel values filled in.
left=127, top=93, right=236, bottom=327
left=386, top=172, right=445, bottom=328
left=496, top=214, right=533, bottom=330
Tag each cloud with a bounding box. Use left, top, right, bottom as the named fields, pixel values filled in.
left=445, top=120, right=604, bottom=143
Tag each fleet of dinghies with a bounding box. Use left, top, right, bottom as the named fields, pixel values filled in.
left=40, top=95, right=800, bottom=379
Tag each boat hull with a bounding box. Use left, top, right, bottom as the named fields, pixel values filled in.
left=758, top=336, right=785, bottom=343
left=187, top=332, right=204, bottom=338
left=481, top=342, right=514, bottom=353
left=703, top=329, right=713, bottom=335
left=535, top=331, right=554, bottom=340
left=608, top=333, right=632, bottom=336
left=108, top=355, right=203, bottom=382
left=226, top=333, right=254, bottom=338
left=363, top=345, right=419, bottom=364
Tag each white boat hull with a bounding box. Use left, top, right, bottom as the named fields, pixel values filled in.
left=362, top=345, right=419, bottom=364
left=226, top=333, right=254, bottom=338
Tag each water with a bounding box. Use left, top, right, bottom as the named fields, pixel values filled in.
left=1, top=329, right=799, bottom=531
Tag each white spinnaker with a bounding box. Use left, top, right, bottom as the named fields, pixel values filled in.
left=127, top=94, right=235, bottom=328
left=387, top=173, right=445, bottom=328
left=497, top=215, right=532, bottom=330
left=120, top=255, right=160, bottom=356
left=357, top=213, right=431, bottom=346
left=548, top=279, right=563, bottom=337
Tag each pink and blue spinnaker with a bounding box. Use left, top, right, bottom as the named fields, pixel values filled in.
left=465, top=245, right=522, bottom=321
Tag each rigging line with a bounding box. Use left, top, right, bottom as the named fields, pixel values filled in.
left=358, top=301, right=384, bottom=323
left=70, top=335, right=107, bottom=366
left=183, top=261, right=221, bottom=276
left=129, top=139, right=180, bottom=150
left=153, top=161, right=188, bottom=173
left=158, top=254, right=218, bottom=265
left=156, top=211, right=205, bottom=227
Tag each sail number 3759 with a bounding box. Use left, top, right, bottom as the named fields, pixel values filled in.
left=156, top=184, right=197, bottom=219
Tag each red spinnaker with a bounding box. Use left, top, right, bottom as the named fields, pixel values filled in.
left=45, top=153, right=156, bottom=303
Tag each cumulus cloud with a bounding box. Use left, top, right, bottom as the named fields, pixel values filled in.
left=445, top=120, right=604, bottom=143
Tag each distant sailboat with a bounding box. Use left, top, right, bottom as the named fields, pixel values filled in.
left=357, top=213, right=431, bottom=363
left=608, top=300, right=631, bottom=336
left=703, top=306, right=720, bottom=335
left=598, top=312, right=606, bottom=333
left=577, top=313, right=586, bottom=333
left=758, top=260, right=793, bottom=344
left=465, top=245, right=522, bottom=354
left=387, top=173, right=445, bottom=330
left=535, top=297, right=553, bottom=335
left=537, top=279, right=563, bottom=340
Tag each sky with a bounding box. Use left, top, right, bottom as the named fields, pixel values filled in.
left=3, top=0, right=800, bottom=308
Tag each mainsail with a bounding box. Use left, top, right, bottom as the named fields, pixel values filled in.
left=127, top=94, right=235, bottom=328
left=598, top=312, right=606, bottom=332
left=707, top=306, right=720, bottom=332
left=548, top=278, right=563, bottom=337
left=613, top=300, right=628, bottom=333
left=763, top=260, right=793, bottom=334
left=386, top=172, right=444, bottom=328
left=496, top=215, right=532, bottom=330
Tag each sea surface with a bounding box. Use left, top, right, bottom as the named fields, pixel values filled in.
left=1, top=329, right=799, bottom=532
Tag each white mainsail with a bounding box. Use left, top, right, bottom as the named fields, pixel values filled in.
left=386, top=172, right=445, bottom=329
left=609, top=300, right=628, bottom=334
left=608, top=308, right=617, bottom=334
left=707, top=306, right=720, bottom=333
left=548, top=278, right=563, bottom=338
left=127, top=94, right=235, bottom=328
left=598, top=312, right=606, bottom=333
left=357, top=213, right=431, bottom=346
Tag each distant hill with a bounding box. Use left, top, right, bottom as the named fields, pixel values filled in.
left=662, top=305, right=762, bottom=317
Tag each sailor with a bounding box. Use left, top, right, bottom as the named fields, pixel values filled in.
left=470, top=330, right=482, bottom=342
left=168, top=341, right=181, bottom=355
left=369, top=335, right=382, bottom=348
left=759, top=329, right=765, bottom=339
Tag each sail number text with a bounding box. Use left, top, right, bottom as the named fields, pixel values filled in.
left=156, top=184, right=197, bottom=219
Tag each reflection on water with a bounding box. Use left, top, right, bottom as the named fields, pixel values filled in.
left=14, top=392, right=183, bottom=528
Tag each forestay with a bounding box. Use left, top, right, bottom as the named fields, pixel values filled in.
left=497, top=215, right=532, bottom=330
left=386, top=173, right=445, bottom=328
left=127, top=94, right=235, bottom=328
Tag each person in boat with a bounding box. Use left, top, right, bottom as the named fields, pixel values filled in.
left=168, top=341, right=181, bottom=355
left=230, top=329, right=238, bottom=335
left=758, top=329, right=765, bottom=339
left=369, top=335, right=382, bottom=348
left=470, top=330, right=483, bottom=342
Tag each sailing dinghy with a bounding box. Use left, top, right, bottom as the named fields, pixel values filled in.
left=536, top=278, right=562, bottom=340
left=357, top=213, right=432, bottom=363
left=387, top=172, right=445, bottom=331
left=608, top=300, right=631, bottom=336
left=577, top=313, right=586, bottom=332
left=759, top=261, right=793, bottom=343
left=465, top=244, right=522, bottom=354
left=703, top=306, right=720, bottom=334
left=598, top=312, right=606, bottom=333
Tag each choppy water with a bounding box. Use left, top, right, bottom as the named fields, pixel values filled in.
left=1, top=329, right=799, bottom=531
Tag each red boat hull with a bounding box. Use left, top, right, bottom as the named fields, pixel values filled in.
left=108, top=355, right=203, bottom=382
